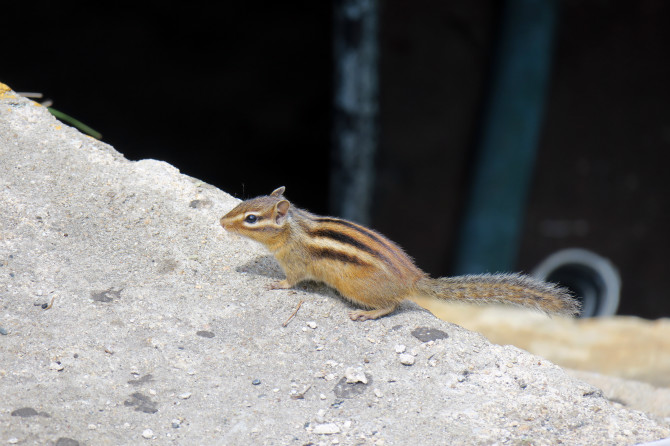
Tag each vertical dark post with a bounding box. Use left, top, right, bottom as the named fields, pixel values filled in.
left=454, top=0, right=559, bottom=274
left=331, top=0, right=379, bottom=224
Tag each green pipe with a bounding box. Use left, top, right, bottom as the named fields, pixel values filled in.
left=454, top=0, right=558, bottom=274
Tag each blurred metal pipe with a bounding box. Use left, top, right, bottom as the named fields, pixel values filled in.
left=331, top=0, right=379, bottom=224
left=533, top=248, right=621, bottom=318
left=454, top=0, right=559, bottom=274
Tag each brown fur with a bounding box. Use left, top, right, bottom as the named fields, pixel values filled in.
left=220, top=187, right=580, bottom=321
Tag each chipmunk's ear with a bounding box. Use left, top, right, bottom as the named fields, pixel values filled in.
left=274, top=200, right=290, bottom=225
left=270, top=186, right=286, bottom=197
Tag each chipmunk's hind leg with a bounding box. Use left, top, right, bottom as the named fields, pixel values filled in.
left=349, top=305, right=397, bottom=321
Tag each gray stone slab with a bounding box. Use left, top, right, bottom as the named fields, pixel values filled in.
left=1, top=84, right=668, bottom=445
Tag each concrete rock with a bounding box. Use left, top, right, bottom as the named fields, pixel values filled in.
left=568, top=369, right=670, bottom=423
left=1, top=83, right=669, bottom=445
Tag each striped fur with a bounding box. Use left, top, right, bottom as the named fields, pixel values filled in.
left=415, top=273, right=580, bottom=316
left=220, top=187, right=580, bottom=320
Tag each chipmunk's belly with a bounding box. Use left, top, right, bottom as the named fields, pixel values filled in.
left=307, top=257, right=412, bottom=307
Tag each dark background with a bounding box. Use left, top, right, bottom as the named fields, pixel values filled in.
left=4, top=1, right=669, bottom=318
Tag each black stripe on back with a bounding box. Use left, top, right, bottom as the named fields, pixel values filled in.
left=310, top=229, right=378, bottom=258
left=311, top=248, right=369, bottom=266
left=309, top=228, right=399, bottom=273
left=314, top=217, right=415, bottom=271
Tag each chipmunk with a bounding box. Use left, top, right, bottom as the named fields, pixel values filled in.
left=220, top=187, right=580, bottom=321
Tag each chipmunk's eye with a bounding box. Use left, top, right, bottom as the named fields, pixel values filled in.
left=244, top=214, right=259, bottom=224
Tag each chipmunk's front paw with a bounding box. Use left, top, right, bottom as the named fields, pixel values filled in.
left=348, top=310, right=373, bottom=321
left=267, top=279, right=292, bottom=291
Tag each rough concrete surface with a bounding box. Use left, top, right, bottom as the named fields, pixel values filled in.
left=1, top=83, right=669, bottom=445
left=567, top=370, right=670, bottom=424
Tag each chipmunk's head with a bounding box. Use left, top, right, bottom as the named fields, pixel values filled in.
left=220, top=186, right=291, bottom=247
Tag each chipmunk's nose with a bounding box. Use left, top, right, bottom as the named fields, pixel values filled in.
left=220, top=217, right=227, bottom=229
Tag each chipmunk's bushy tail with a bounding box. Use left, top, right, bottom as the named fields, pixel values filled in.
left=415, top=273, right=580, bottom=316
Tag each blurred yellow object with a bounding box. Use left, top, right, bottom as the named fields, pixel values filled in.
left=413, top=296, right=670, bottom=388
